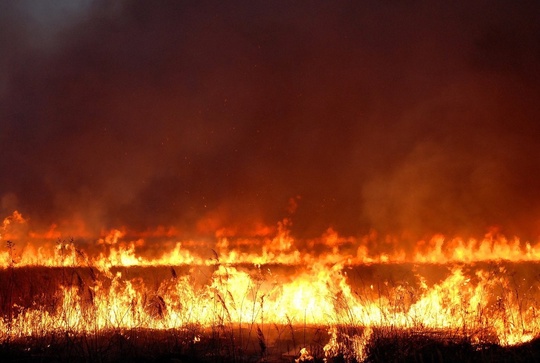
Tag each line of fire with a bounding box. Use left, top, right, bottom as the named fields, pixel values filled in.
left=2, top=209, right=540, bottom=361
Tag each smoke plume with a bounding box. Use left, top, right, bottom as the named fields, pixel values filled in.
left=1, top=1, right=540, bottom=244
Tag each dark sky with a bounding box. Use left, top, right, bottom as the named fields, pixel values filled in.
left=1, top=0, right=540, bottom=242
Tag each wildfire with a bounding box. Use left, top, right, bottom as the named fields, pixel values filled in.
left=2, top=210, right=540, bottom=360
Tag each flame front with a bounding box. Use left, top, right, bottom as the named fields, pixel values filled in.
left=2, top=210, right=540, bottom=360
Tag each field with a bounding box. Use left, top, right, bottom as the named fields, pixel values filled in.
left=3, top=213, right=540, bottom=362
left=3, top=324, right=540, bottom=362
left=2, top=260, right=540, bottom=362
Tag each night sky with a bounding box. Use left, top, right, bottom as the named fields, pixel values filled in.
left=1, top=1, right=540, bottom=243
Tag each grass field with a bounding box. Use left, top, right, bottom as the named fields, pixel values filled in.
left=3, top=214, right=540, bottom=362
left=2, top=259, right=540, bottom=362
left=2, top=324, right=540, bottom=362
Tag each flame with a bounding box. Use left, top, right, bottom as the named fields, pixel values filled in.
left=2, top=210, right=540, bottom=359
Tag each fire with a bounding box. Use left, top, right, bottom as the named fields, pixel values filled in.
left=2, top=210, right=540, bottom=360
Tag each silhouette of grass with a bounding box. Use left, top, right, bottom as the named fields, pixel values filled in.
left=2, top=244, right=540, bottom=362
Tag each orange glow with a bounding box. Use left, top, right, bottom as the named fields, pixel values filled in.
left=2, top=210, right=540, bottom=356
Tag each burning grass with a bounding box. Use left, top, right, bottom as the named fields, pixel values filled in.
left=1, top=259, right=540, bottom=362
left=3, top=211, right=540, bottom=361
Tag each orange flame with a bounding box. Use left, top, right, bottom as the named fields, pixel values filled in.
left=2, top=210, right=540, bottom=356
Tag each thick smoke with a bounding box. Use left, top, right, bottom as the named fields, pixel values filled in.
left=1, top=1, right=540, bottom=243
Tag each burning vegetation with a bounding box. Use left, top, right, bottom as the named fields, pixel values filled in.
left=2, top=1, right=540, bottom=362
left=2, top=211, right=540, bottom=362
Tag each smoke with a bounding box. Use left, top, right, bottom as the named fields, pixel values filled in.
left=1, top=0, right=540, bottom=242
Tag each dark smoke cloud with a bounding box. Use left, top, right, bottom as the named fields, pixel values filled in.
left=1, top=0, right=540, bottom=242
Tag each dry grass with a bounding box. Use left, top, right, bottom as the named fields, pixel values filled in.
left=2, top=241, right=540, bottom=362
